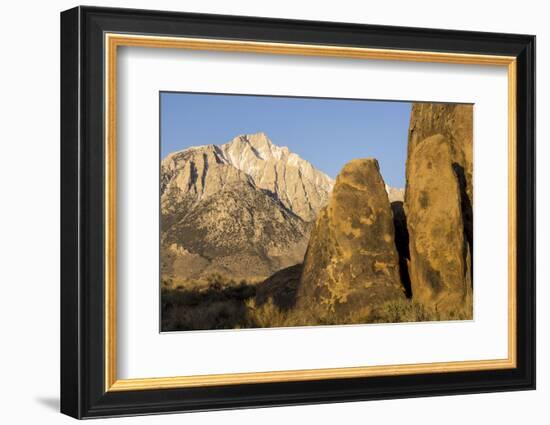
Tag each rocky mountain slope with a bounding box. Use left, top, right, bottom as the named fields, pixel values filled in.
left=218, top=133, right=334, bottom=221
left=160, top=132, right=334, bottom=285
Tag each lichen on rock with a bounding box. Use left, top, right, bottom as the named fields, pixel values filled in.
left=296, top=158, right=406, bottom=321
left=405, top=132, right=473, bottom=319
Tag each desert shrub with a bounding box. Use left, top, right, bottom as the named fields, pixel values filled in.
left=246, top=298, right=345, bottom=329
left=293, top=299, right=441, bottom=326
left=245, top=298, right=301, bottom=328
left=367, top=299, right=471, bottom=323
left=161, top=281, right=257, bottom=331
left=161, top=278, right=471, bottom=332
left=162, top=299, right=245, bottom=331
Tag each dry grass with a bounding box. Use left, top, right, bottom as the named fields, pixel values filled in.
left=162, top=280, right=469, bottom=332
left=246, top=297, right=470, bottom=328
left=161, top=281, right=255, bottom=331
left=368, top=299, right=471, bottom=323
left=245, top=298, right=315, bottom=328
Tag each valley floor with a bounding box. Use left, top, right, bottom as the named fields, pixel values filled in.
left=160, top=277, right=464, bottom=332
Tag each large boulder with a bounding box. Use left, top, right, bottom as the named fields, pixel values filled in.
left=296, top=159, right=405, bottom=321
left=408, top=103, right=473, bottom=261
left=405, top=134, right=472, bottom=318
left=255, top=264, right=303, bottom=311
left=408, top=103, right=473, bottom=202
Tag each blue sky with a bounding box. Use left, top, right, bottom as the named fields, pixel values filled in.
left=160, top=92, right=411, bottom=188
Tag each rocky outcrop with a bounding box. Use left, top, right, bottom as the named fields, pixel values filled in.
left=408, top=103, right=473, bottom=265
left=296, top=159, right=405, bottom=320
left=161, top=105, right=474, bottom=325
left=408, top=103, right=473, bottom=201
left=160, top=133, right=333, bottom=285
left=255, top=264, right=303, bottom=311
left=405, top=133, right=472, bottom=318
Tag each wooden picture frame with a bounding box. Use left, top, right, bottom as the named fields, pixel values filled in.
left=60, top=5, right=535, bottom=419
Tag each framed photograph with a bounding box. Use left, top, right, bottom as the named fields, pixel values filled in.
left=60, top=6, right=535, bottom=419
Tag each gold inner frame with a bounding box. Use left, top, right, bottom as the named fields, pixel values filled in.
left=104, top=33, right=518, bottom=392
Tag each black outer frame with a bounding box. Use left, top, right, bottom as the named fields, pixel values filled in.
left=60, top=6, right=536, bottom=419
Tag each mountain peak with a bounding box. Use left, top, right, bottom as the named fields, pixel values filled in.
left=225, top=132, right=285, bottom=161
left=246, top=131, right=271, bottom=145
left=163, top=132, right=334, bottom=222
left=385, top=184, right=405, bottom=202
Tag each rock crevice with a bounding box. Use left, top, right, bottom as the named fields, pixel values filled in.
left=404, top=104, right=473, bottom=318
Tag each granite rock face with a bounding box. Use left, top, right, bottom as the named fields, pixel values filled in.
left=408, top=103, right=473, bottom=251
left=407, top=103, right=473, bottom=200
left=160, top=133, right=333, bottom=285
left=220, top=133, right=334, bottom=221
left=297, top=159, right=405, bottom=319
left=255, top=264, right=303, bottom=311
left=404, top=133, right=473, bottom=318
